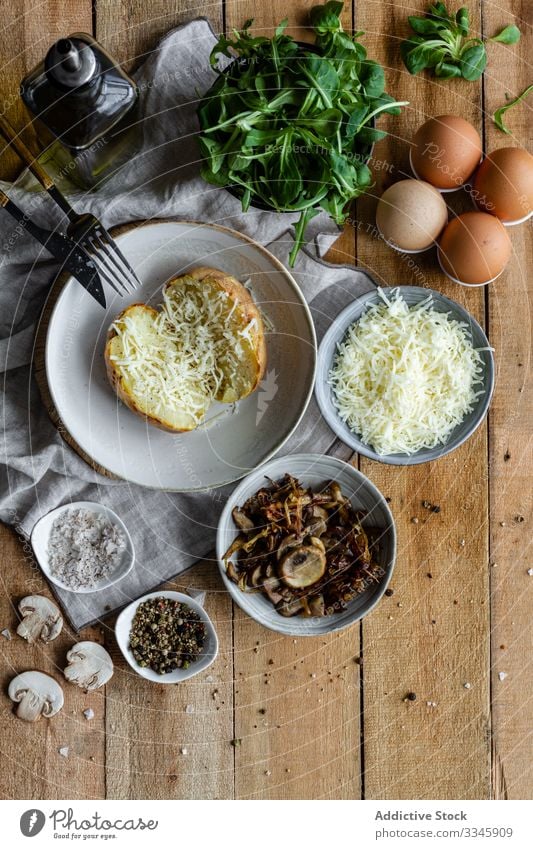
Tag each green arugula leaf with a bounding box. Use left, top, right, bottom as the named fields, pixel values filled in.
left=489, top=24, right=520, bottom=44
left=359, top=60, right=385, bottom=97
left=435, top=60, right=462, bottom=77
left=198, top=2, right=406, bottom=266
left=493, top=83, right=533, bottom=133
left=309, top=1, right=344, bottom=34
left=455, top=8, right=469, bottom=35
left=401, top=2, right=519, bottom=82
left=408, top=16, right=448, bottom=35
left=459, top=42, right=487, bottom=80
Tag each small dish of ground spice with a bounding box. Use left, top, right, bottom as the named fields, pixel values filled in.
left=31, top=501, right=135, bottom=594
left=115, top=591, right=218, bottom=684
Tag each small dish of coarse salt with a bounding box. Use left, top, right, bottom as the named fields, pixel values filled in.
left=31, top=502, right=135, bottom=594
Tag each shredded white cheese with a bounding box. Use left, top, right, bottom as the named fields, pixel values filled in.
left=328, top=289, right=487, bottom=456
left=109, top=281, right=253, bottom=423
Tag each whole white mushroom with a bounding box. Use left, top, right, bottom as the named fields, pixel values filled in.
left=64, top=641, right=113, bottom=690
left=8, top=671, right=64, bottom=722
left=17, top=596, right=63, bottom=644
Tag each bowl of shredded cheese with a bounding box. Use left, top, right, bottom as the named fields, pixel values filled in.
left=315, top=287, right=494, bottom=465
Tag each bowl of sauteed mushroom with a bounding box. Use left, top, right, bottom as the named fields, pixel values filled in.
left=216, top=454, right=396, bottom=635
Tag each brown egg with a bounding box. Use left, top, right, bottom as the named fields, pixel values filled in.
left=376, top=179, right=448, bottom=252
left=438, top=212, right=512, bottom=285
left=411, top=116, right=482, bottom=190
left=474, top=147, right=533, bottom=223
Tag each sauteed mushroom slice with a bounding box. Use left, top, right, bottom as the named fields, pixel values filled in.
left=279, top=545, right=326, bottom=589
left=276, top=533, right=301, bottom=561
left=232, top=507, right=254, bottom=531
left=246, top=565, right=264, bottom=591
left=276, top=597, right=310, bottom=617
left=305, top=505, right=328, bottom=537
left=309, top=536, right=326, bottom=554
left=308, top=595, right=326, bottom=617
left=264, top=578, right=283, bottom=605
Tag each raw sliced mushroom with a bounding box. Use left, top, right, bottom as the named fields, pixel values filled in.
left=8, top=671, right=64, bottom=721
left=17, top=596, right=63, bottom=644
left=279, top=545, right=326, bottom=589
left=63, top=642, right=113, bottom=691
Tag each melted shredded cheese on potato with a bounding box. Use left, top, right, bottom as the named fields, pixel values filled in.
left=329, top=289, right=487, bottom=456
left=109, top=283, right=252, bottom=423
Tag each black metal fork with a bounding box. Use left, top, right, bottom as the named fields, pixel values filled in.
left=0, top=114, right=142, bottom=297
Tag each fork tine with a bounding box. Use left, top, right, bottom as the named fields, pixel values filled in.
left=84, top=241, right=126, bottom=297
left=92, top=232, right=138, bottom=294
left=96, top=226, right=142, bottom=290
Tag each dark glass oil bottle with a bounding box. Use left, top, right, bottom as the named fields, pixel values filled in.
left=21, top=33, right=138, bottom=189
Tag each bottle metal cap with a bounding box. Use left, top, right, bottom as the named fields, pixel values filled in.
left=45, top=37, right=98, bottom=88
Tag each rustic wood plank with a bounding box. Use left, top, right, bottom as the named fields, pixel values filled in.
left=355, top=0, right=491, bottom=798
left=483, top=0, right=533, bottom=800
left=95, top=0, right=223, bottom=70
left=0, top=0, right=92, bottom=178
left=225, top=0, right=362, bottom=800
left=105, top=563, right=234, bottom=799
left=0, top=526, right=106, bottom=799
left=0, top=0, right=102, bottom=801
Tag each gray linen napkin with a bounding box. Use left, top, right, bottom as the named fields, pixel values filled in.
left=0, top=20, right=376, bottom=630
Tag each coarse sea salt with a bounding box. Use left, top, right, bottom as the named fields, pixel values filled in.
left=47, top=508, right=126, bottom=591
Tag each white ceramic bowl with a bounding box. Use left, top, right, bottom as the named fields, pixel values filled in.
left=31, top=501, right=135, bottom=594
left=315, top=287, right=494, bottom=465
left=216, top=454, right=396, bottom=636
left=115, top=590, right=218, bottom=683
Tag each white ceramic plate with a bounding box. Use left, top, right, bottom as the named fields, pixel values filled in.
left=115, top=590, right=218, bottom=683
left=45, top=220, right=316, bottom=490
left=216, top=454, right=396, bottom=636
left=31, top=501, right=135, bottom=594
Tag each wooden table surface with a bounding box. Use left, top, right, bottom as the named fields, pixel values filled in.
left=0, top=0, right=531, bottom=801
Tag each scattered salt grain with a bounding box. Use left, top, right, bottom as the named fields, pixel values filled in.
left=180, top=747, right=188, bottom=755
left=528, top=569, right=533, bottom=577
left=1, top=628, right=11, bottom=640
left=185, top=704, right=195, bottom=714
left=83, top=708, right=94, bottom=721
left=47, top=508, right=126, bottom=590
left=463, top=683, right=471, bottom=690
left=186, top=588, right=206, bottom=606
left=498, top=672, right=507, bottom=681
left=59, top=746, right=69, bottom=758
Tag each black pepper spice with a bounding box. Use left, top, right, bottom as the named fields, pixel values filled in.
left=129, top=597, right=206, bottom=675
left=406, top=692, right=417, bottom=701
